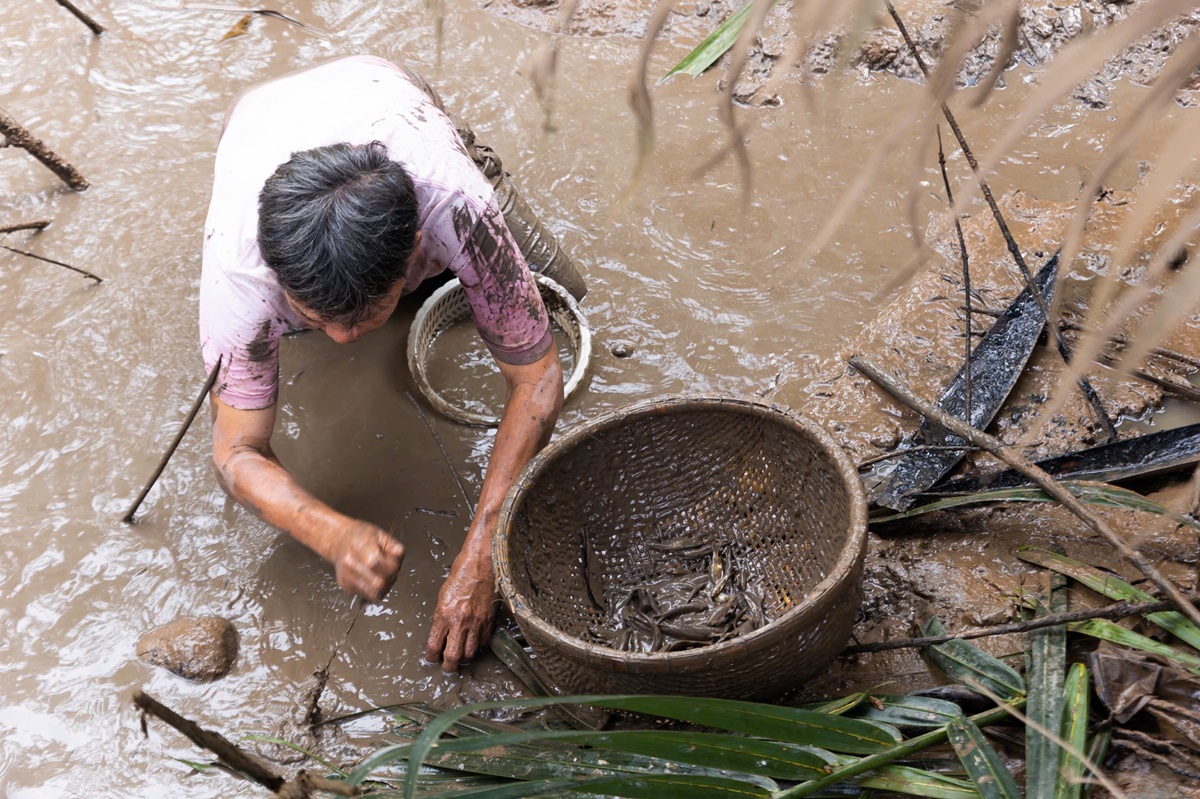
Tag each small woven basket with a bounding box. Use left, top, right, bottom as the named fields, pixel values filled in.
left=494, top=395, right=868, bottom=700
left=408, top=274, right=591, bottom=427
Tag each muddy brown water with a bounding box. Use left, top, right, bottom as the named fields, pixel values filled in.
left=0, top=1, right=1195, bottom=795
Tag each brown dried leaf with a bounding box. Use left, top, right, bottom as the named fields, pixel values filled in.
left=219, top=13, right=252, bottom=41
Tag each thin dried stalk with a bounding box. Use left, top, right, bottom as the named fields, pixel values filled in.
left=2, top=245, right=101, bottom=283
left=937, top=125, right=973, bottom=421
left=528, top=0, right=583, bottom=131
left=626, top=0, right=677, bottom=192
left=848, top=354, right=1200, bottom=632
left=0, top=220, right=51, bottom=235
left=54, top=0, right=104, bottom=35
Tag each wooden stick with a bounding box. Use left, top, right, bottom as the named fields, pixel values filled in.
left=122, top=357, right=222, bottom=523
left=0, top=220, right=51, bottom=235
left=133, top=690, right=283, bottom=791
left=843, top=593, right=1200, bottom=655
left=53, top=0, right=105, bottom=35
left=2, top=245, right=101, bottom=283
left=848, top=354, right=1200, bottom=630
left=937, top=125, right=974, bottom=422
left=884, top=1, right=1118, bottom=443
left=0, top=108, right=89, bottom=190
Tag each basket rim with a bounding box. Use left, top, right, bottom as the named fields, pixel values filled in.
left=407, top=274, right=592, bottom=427
left=493, top=393, right=869, bottom=672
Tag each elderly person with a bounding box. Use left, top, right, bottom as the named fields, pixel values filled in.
left=199, top=55, right=563, bottom=671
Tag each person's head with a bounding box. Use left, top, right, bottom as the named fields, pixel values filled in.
left=258, top=141, right=420, bottom=343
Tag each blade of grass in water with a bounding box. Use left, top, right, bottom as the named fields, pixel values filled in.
left=1017, top=547, right=1200, bottom=652
left=659, top=2, right=763, bottom=85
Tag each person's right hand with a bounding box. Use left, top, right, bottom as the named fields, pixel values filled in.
left=328, top=520, right=405, bottom=601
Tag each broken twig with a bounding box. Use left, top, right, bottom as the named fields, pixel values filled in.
left=2, top=245, right=101, bottom=283
left=133, top=689, right=283, bottom=791
left=848, top=354, right=1200, bottom=631
left=53, top=0, right=105, bottom=35
left=0, top=109, right=89, bottom=191
left=0, top=220, right=51, bottom=235
left=844, top=592, right=1200, bottom=655
left=884, top=1, right=1117, bottom=443
left=937, top=125, right=973, bottom=422
left=122, top=356, right=222, bottom=523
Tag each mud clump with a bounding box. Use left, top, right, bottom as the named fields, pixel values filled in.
left=137, top=616, right=238, bottom=681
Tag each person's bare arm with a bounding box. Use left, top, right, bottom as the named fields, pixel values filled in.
left=424, top=346, right=563, bottom=671
left=211, top=393, right=404, bottom=600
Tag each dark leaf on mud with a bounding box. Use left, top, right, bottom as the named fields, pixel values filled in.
left=1092, top=641, right=1200, bottom=751
left=488, top=628, right=608, bottom=730
left=848, top=694, right=965, bottom=728
left=918, top=616, right=1026, bottom=700
left=946, top=716, right=1021, bottom=799
left=928, top=422, right=1200, bottom=495
left=869, top=254, right=1059, bottom=511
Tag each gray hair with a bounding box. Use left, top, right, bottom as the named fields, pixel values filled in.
left=257, top=141, right=419, bottom=325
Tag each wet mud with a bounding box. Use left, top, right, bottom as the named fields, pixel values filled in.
left=2, top=0, right=1198, bottom=796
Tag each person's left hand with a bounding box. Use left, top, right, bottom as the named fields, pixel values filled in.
left=425, top=554, right=496, bottom=672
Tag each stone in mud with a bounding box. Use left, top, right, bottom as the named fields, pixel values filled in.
left=137, top=616, right=238, bottom=681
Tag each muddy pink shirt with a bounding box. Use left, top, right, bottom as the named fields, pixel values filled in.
left=200, top=55, right=551, bottom=410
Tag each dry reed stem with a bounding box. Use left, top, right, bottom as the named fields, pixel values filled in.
left=0, top=220, right=51, bottom=235
left=2, top=245, right=101, bottom=283
left=54, top=0, right=104, bottom=35
left=847, top=354, right=1200, bottom=632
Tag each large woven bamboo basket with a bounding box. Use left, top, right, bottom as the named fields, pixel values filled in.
left=494, top=395, right=868, bottom=700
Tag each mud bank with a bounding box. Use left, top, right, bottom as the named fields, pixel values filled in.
left=485, top=0, right=1200, bottom=106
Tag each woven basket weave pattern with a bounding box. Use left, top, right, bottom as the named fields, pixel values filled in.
left=495, top=396, right=868, bottom=699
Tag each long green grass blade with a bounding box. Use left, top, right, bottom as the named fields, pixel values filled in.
left=801, top=691, right=869, bottom=715
left=387, top=695, right=903, bottom=797
left=774, top=701, right=1024, bottom=798
left=658, top=2, right=760, bottom=85
left=371, top=773, right=771, bottom=799
left=1025, top=575, right=1068, bottom=799
left=1068, top=619, right=1200, bottom=676
left=850, top=695, right=964, bottom=729
left=855, top=765, right=982, bottom=798
left=946, top=717, right=1021, bottom=799
left=1017, top=547, right=1200, bottom=651
left=1054, top=663, right=1090, bottom=799
left=876, top=483, right=1200, bottom=531
left=238, top=734, right=347, bottom=776
left=1082, top=727, right=1111, bottom=799
left=918, top=617, right=1026, bottom=700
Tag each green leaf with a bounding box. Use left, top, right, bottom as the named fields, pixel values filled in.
left=391, top=695, right=903, bottom=798
left=801, top=691, right=869, bottom=715
left=1054, top=663, right=1091, bottom=799
left=1025, top=576, right=1068, bottom=799
left=658, top=2, right=765, bottom=85
left=918, top=617, right=1026, bottom=700
left=239, top=733, right=347, bottom=776
left=850, top=695, right=965, bottom=729
left=368, top=774, right=769, bottom=799
left=1017, top=547, right=1200, bottom=652
left=1067, top=619, right=1200, bottom=676
left=946, top=717, right=1021, bottom=799
left=1083, top=727, right=1111, bottom=799
left=855, top=765, right=983, bottom=798
left=876, top=482, right=1200, bottom=532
